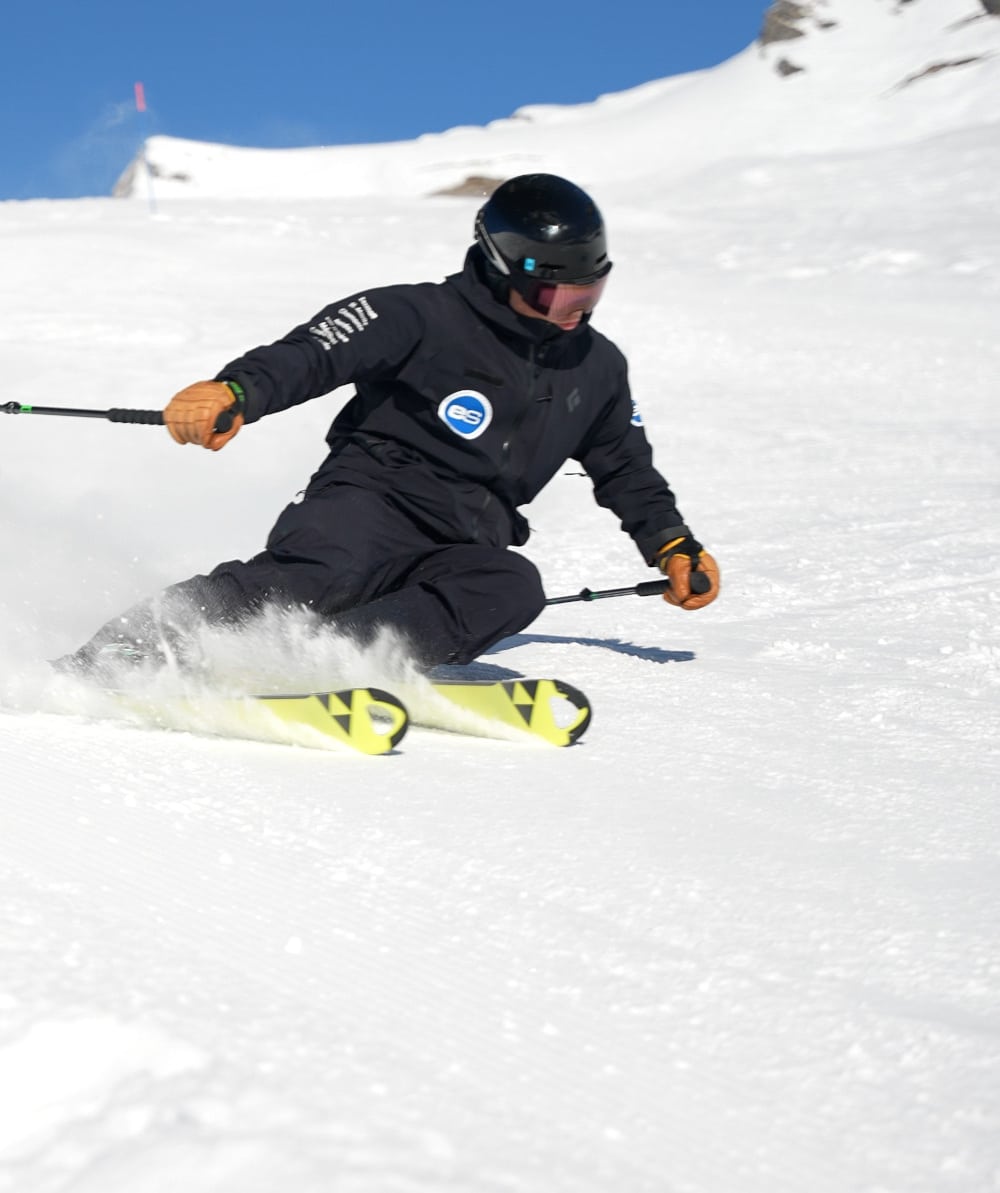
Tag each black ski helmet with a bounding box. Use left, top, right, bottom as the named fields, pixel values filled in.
left=474, top=174, right=612, bottom=295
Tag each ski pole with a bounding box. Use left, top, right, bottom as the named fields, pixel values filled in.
left=0, top=401, right=238, bottom=433
left=545, top=572, right=710, bottom=605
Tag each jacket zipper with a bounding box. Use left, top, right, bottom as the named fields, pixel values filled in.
left=473, top=340, right=549, bottom=542
left=500, top=342, right=546, bottom=484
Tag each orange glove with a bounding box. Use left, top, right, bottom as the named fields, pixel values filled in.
left=657, top=535, right=720, bottom=610
left=164, top=380, right=244, bottom=451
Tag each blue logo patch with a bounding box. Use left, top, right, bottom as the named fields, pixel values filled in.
left=438, top=390, right=493, bottom=440
left=630, top=398, right=644, bottom=428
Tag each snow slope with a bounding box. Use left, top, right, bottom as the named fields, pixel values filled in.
left=2, top=4, right=999, bottom=1190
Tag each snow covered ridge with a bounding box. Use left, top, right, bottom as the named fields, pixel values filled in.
left=114, top=0, right=1000, bottom=201
left=759, top=0, right=1000, bottom=78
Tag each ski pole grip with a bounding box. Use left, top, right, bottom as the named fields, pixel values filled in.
left=634, top=574, right=710, bottom=598
left=106, top=406, right=237, bottom=432
left=636, top=579, right=671, bottom=597
left=213, top=408, right=238, bottom=433
left=107, top=408, right=165, bottom=426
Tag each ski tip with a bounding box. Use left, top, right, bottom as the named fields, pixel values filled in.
left=359, top=687, right=411, bottom=754
left=553, top=680, right=592, bottom=746
left=518, top=678, right=591, bottom=746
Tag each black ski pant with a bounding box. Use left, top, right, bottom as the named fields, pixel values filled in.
left=80, top=484, right=546, bottom=669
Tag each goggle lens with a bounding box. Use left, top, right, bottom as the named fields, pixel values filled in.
left=524, top=274, right=609, bottom=321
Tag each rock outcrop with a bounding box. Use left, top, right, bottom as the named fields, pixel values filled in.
left=759, top=1, right=838, bottom=76
left=760, top=1, right=837, bottom=46
left=760, top=1, right=811, bottom=45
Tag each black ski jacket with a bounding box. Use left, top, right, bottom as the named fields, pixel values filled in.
left=217, top=248, right=689, bottom=562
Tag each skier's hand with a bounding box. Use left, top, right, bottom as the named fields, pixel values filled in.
left=657, top=535, right=720, bottom=610
left=164, top=381, right=243, bottom=451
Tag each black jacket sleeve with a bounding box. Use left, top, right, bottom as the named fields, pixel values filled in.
left=575, top=359, right=690, bottom=564
left=214, top=286, right=426, bottom=424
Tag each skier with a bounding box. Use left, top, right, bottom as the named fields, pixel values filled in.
left=61, top=173, right=720, bottom=676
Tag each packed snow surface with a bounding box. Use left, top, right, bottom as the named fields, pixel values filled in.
left=2, top=6, right=999, bottom=1191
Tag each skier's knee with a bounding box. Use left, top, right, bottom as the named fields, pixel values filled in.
left=500, top=553, right=546, bottom=627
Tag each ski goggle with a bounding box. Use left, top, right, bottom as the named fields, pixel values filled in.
left=521, top=272, right=610, bottom=321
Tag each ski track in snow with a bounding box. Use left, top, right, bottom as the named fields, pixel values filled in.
left=1, top=67, right=1000, bottom=1193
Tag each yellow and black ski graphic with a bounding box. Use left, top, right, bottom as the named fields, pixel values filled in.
left=422, top=677, right=592, bottom=746
left=110, top=679, right=591, bottom=751
left=108, top=685, right=409, bottom=754
left=253, top=687, right=409, bottom=755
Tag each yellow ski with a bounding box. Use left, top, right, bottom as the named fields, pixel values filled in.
left=250, top=687, right=409, bottom=754
left=413, top=677, right=592, bottom=746
left=110, top=686, right=409, bottom=755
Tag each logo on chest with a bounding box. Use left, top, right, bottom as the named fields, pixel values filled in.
left=438, top=390, right=493, bottom=441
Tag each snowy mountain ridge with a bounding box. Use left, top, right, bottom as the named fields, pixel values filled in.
left=115, top=0, right=1000, bottom=200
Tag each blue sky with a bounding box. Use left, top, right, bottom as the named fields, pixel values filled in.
left=1, top=0, right=766, bottom=201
